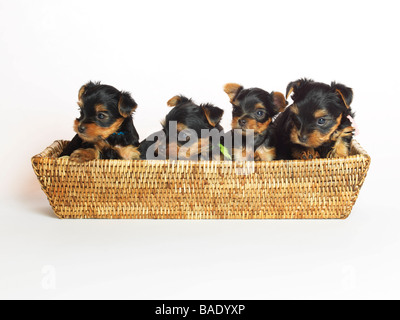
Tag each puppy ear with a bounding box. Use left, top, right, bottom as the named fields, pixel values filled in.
left=201, top=104, right=224, bottom=127
left=78, top=85, right=86, bottom=101
left=332, top=82, right=353, bottom=109
left=118, top=91, right=138, bottom=117
left=167, top=95, right=182, bottom=107
left=78, top=81, right=98, bottom=101
left=272, top=92, right=288, bottom=112
left=223, top=83, right=243, bottom=103
left=286, top=79, right=313, bottom=100
left=167, top=95, right=191, bottom=107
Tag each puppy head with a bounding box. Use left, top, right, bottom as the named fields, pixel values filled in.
left=286, top=79, right=353, bottom=148
left=223, top=83, right=287, bottom=135
left=163, top=95, right=224, bottom=159
left=74, top=81, right=137, bottom=142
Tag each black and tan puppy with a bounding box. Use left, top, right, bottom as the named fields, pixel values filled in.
left=273, top=78, right=355, bottom=160
left=60, top=81, right=140, bottom=162
left=139, top=95, right=225, bottom=161
left=223, top=83, right=287, bottom=161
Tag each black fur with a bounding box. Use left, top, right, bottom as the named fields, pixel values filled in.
left=164, top=96, right=224, bottom=138
left=139, top=96, right=225, bottom=160
left=274, top=78, right=355, bottom=160
left=223, top=84, right=287, bottom=161
left=60, top=81, right=140, bottom=160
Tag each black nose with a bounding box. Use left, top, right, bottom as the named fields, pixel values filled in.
left=238, top=119, right=247, bottom=127
left=78, top=125, right=86, bottom=134
left=299, top=134, right=308, bottom=143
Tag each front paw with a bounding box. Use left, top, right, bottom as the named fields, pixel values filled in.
left=300, top=149, right=320, bottom=160
left=70, top=149, right=98, bottom=163
left=115, top=145, right=141, bottom=160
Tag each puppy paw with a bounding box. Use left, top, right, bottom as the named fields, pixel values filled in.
left=301, top=149, right=320, bottom=160
left=113, top=145, right=141, bottom=160
left=70, top=149, right=98, bottom=163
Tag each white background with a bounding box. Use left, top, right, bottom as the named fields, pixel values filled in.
left=0, top=0, right=399, bottom=300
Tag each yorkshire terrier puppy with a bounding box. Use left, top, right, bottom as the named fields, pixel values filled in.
left=60, top=81, right=140, bottom=162
left=273, top=78, right=355, bottom=160
left=223, top=83, right=287, bottom=161
left=139, top=95, right=225, bottom=161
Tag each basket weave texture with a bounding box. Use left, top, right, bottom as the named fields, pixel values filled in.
left=31, top=140, right=371, bottom=219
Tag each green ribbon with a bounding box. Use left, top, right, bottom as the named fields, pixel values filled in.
left=219, top=144, right=232, bottom=160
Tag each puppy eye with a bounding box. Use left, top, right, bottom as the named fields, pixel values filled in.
left=317, top=118, right=327, bottom=125
left=97, top=112, right=107, bottom=120
left=180, top=133, right=190, bottom=141
left=256, top=110, right=265, bottom=117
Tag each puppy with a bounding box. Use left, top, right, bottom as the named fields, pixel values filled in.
left=139, top=95, right=225, bottom=161
left=60, top=81, right=140, bottom=162
left=273, top=78, right=355, bottom=160
left=223, top=83, right=287, bottom=161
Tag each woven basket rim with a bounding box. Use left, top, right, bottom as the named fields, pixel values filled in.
left=31, top=139, right=371, bottom=220
left=32, top=139, right=370, bottom=165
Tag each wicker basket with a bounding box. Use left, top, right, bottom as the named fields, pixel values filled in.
left=31, top=140, right=371, bottom=219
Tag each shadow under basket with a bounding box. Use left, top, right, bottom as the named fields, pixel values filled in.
left=31, top=140, right=371, bottom=219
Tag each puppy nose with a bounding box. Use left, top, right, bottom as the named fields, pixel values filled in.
left=78, top=125, right=86, bottom=134
left=299, top=134, right=308, bottom=143
left=238, top=119, right=247, bottom=127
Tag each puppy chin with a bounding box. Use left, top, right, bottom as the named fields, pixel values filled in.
left=232, top=125, right=253, bottom=136
left=75, top=131, right=101, bottom=143
left=74, top=120, right=119, bottom=142
left=290, top=128, right=319, bottom=148
left=292, top=137, right=323, bottom=149
left=73, top=126, right=102, bottom=143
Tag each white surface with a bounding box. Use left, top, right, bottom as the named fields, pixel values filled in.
left=0, top=0, right=399, bottom=300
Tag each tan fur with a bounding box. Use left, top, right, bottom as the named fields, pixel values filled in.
left=78, top=85, right=86, bottom=100
left=174, top=137, right=210, bottom=160
left=114, top=145, right=141, bottom=160
left=232, top=148, right=247, bottom=162
left=255, top=145, right=276, bottom=161
left=292, top=148, right=320, bottom=160
left=118, top=96, right=137, bottom=117
left=291, top=104, right=299, bottom=115
left=95, top=104, right=108, bottom=113
left=286, top=86, right=295, bottom=100
left=314, top=110, right=329, bottom=118
left=177, top=123, right=188, bottom=132
left=166, top=142, right=179, bottom=159
left=246, top=118, right=272, bottom=134
left=231, top=116, right=241, bottom=130
left=327, top=126, right=354, bottom=158
left=74, top=118, right=124, bottom=142
left=290, top=115, right=343, bottom=148
left=232, top=146, right=256, bottom=161
left=202, top=107, right=219, bottom=127
left=336, top=89, right=351, bottom=109
left=70, top=148, right=100, bottom=163
left=272, top=92, right=288, bottom=112
left=286, top=81, right=302, bottom=100
left=167, top=96, right=181, bottom=107
left=223, top=83, right=242, bottom=102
